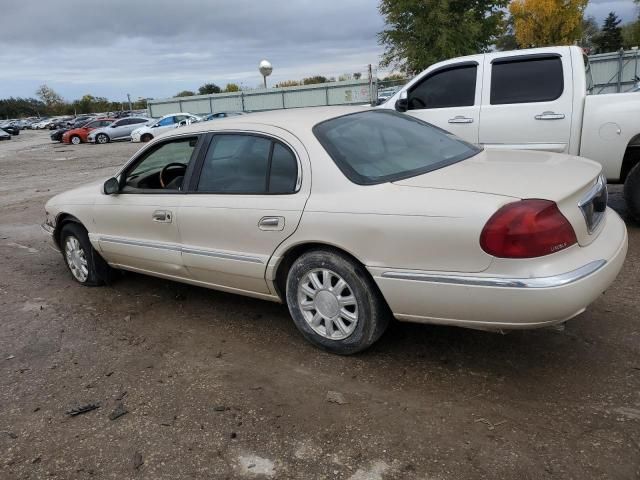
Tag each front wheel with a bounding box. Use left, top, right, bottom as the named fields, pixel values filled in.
left=141, top=133, right=153, bottom=143
left=624, top=162, right=640, bottom=223
left=70, top=135, right=81, bottom=145
left=60, top=223, right=114, bottom=286
left=286, top=249, right=390, bottom=354
left=96, top=133, right=109, bottom=144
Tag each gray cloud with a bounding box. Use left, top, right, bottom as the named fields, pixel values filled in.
left=0, top=0, right=638, bottom=101
left=0, top=0, right=386, bottom=100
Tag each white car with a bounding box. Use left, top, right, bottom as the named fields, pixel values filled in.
left=87, top=117, right=152, bottom=144
left=130, top=113, right=201, bottom=143
left=42, top=107, right=627, bottom=354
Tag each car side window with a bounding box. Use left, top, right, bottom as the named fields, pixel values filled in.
left=490, top=56, right=564, bottom=104
left=123, top=136, right=199, bottom=191
left=100, top=120, right=113, bottom=127
left=157, top=117, right=175, bottom=127
left=269, top=143, right=298, bottom=193
left=196, top=134, right=298, bottom=194
left=408, top=65, right=477, bottom=110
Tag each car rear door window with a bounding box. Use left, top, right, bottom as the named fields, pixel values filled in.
left=408, top=65, right=477, bottom=110
left=269, top=143, right=298, bottom=193
left=196, top=135, right=298, bottom=194
left=490, top=56, right=564, bottom=104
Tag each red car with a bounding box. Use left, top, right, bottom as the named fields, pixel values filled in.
left=62, top=118, right=115, bottom=145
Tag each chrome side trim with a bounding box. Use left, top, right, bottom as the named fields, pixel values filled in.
left=380, top=260, right=606, bottom=289
left=99, top=236, right=182, bottom=252
left=97, top=236, right=264, bottom=264
left=181, top=247, right=263, bottom=264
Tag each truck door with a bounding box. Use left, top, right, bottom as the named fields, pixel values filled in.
left=479, top=50, right=573, bottom=153
left=403, top=60, right=482, bottom=145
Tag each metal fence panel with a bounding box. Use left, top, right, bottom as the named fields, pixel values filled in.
left=284, top=88, right=326, bottom=108
left=149, top=102, right=181, bottom=117
left=148, top=78, right=376, bottom=117
left=243, top=91, right=285, bottom=111
left=589, top=49, right=640, bottom=93
left=211, top=95, right=243, bottom=113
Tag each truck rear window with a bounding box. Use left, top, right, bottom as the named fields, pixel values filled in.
left=313, top=110, right=481, bottom=185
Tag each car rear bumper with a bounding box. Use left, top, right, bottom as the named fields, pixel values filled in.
left=370, top=208, right=628, bottom=330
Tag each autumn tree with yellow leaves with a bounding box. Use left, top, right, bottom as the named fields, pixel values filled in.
left=509, top=0, right=589, bottom=47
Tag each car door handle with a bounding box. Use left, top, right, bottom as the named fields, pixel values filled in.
left=258, top=216, right=284, bottom=231
left=152, top=210, right=172, bottom=223
left=535, top=111, right=565, bottom=120
left=448, top=116, right=474, bottom=124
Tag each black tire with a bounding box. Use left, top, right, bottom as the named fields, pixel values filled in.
left=286, top=249, right=390, bottom=355
left=141, top=133, right=153, bottom=143
left=59, top=223, right=115, bottom=286
left=624, top=162, right=640, bottom=223
left=96, top=133, right=109, bottom=144
left=70, top=135, right=81, bottom=145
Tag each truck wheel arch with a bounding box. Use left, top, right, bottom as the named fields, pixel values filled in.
left=621, top=134, right=640, bottom=183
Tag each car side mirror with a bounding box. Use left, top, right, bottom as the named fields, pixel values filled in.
left=103, top=177, right=120, bottom=195
left=395, top=91, right=409, bottom=112
left=110, top=125, right=117, bottom=128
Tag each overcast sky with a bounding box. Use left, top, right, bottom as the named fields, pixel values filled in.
left=0, top=0, right=637, bottom=102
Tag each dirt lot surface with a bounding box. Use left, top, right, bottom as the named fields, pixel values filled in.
left=1, top=130, right=639, bottom=480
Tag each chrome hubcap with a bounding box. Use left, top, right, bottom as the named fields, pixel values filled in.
left=71, top=136, right=80, bottom=144
left=297, top=269, right=358, bottom=340
left=64, top=236, right=89, bottom=282
left=97, top=135, right=107, bottom=144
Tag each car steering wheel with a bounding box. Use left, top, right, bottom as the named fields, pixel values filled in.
left=159, top=162, right=187, bottom=188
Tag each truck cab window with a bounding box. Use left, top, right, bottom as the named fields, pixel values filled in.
left=408, top=65, right=477, bottom=110
left=491, top=56, right=564, bottom=104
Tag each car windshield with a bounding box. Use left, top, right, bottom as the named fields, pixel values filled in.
left=313, top=110, right=481, bottom=185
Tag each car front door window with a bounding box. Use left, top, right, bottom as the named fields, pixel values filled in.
left=124, top=137, right=199, bottom=191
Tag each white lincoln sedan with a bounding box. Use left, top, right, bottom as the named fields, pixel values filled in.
left=42, top=107, right=628, bottom=354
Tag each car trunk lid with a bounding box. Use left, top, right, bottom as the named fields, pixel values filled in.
left=392, top=149, right=605, bottom=246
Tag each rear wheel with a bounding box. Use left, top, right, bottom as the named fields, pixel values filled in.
left=141, top=133, right=153, bottom=143
left=624, top=162, right=640, bottom=222
left=60, top=223, right=115, bottom=286
left=286, top=249, right=389, bottom=354
left=96, top=133, right=109, bottom=144
left=70, top=135, right=81, bottom=145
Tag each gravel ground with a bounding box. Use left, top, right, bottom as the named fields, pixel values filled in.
left=1, top=130, right=639, bottom=480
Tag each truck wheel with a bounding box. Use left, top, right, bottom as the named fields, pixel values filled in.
left=624, top=162, right=640, bottom=223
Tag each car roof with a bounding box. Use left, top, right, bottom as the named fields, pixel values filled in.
left=175, top=106, right=367, bottom=137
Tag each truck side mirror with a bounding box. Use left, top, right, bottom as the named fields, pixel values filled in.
left=395, top=91, right=409, bottom=112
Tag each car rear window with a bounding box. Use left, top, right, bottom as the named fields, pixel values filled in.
left=313, top=110, right=480, bottom=185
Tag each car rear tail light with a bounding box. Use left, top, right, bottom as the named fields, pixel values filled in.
left=480, top=200, right=577, bottom=258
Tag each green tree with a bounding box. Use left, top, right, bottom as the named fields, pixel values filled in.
left=35, top=84, right=64, bottom=114
left=579, top=16, right=600, bottom=52
left=594, top=12, right=624, bottom=52
left=622, top=21, right=640, bottom=48
left=198, top=83, right=221, bottom=94
left=353, top=72, right=363, bottom=80
left=302, top=75, right=328, bottom=85
left=223, top=83, right=240, bottom=92
left=495, top=15, right=519, bottom=50
left=378, top=0, right=507, bottom=74
left=175, top=90, right=196, bottom=97
left=276, top=80, right=300, bottom=87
